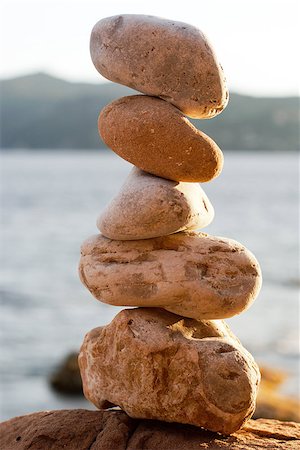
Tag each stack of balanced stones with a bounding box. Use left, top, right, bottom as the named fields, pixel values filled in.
left=78, top=14, right=262, bottom=435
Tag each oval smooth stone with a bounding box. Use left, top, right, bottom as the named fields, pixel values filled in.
left=99, top=95, right=224, bottom=182
left=97, top=168, right=214, bottom=240
left=79, top=231, right=262, bottom=320
left=79, top=308, right=260, bottom=434
left=90, top=14, right=228, bottom=119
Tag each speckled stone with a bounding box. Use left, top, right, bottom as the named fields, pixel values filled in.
left=97, top=168, right=214, bottom=240
left=99, top=95, right=223, bottom=182
left=90, top=14, right=228, bottom=119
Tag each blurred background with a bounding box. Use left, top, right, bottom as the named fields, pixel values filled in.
left=0, top=0, right=299, bottom=422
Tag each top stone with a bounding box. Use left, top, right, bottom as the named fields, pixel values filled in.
left=90, top=15, right=228, bottom=119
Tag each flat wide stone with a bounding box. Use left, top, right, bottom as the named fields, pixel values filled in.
left=0, top=409, right=135, bottom=450
left=99, top=95, right=223, bottom=182
left=79, top=308, right=260, bottom=435
left=98, top=168, right=214, bottom=240
left=79, top=231, right=262, bottom=320
left=90, top=14, right=228, bottom=119
left=1, top=410, right=299, bottom=449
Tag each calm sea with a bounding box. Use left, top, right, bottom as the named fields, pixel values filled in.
left=0, top=150, right=299, bottom=420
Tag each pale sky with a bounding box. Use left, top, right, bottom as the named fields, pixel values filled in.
left=0, top=0, right=299, bottom=96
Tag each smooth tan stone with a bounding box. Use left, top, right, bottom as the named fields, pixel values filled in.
left=99, top=95, right=223, bottom=183
left=78, top=308, right=260, bottom=435
left=97, top=168, right=214, bottom=240
left=90, top=14, right=228, bottom=119
left=79, top=231, right=262, bottom=320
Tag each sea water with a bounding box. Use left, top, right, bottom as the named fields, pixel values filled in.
left=0, top=150, right=299, bottom=419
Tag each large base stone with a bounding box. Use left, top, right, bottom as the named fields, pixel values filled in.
left=79, top=308, right=260, bottom=435
left=0, top=409, right=299, bottom=449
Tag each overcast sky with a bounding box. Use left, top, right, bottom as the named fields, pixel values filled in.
left=0, top=0, right=299, bottom=96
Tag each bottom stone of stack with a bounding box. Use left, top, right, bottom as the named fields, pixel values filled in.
left=78, top=308, right=260, bottom=435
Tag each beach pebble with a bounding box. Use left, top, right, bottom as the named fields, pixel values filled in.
left=97, top=168, right=214, bottom=240
left=99, top=95, right=223, bottom=182
left=79, top=231, right=262, bottom=320
left=79, top=308, right=260, bottom=434
left=90, top=14, right=228, bottom=119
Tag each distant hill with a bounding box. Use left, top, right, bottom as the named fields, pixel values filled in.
left=0, top=72, right=299, bottom=150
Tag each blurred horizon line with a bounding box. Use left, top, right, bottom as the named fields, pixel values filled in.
left=1, top=70, right=300, bottom=100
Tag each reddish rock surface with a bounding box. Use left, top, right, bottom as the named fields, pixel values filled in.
left=1, top=409, right=299, bottom=449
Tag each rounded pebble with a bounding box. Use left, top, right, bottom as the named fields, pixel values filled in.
left=99, top=95, right=224, bottom=182
left=90, top=14, right=228, bottom=118
left=98, top=168, right=214, bottom=240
